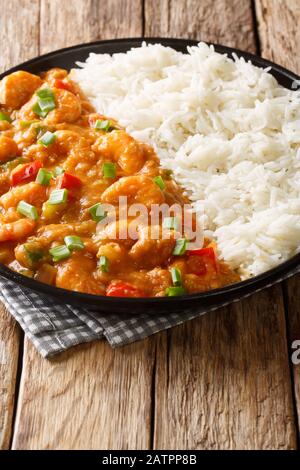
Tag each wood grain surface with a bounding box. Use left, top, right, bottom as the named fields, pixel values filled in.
left=255, top=0, right=300, bottom=438
left=0, top=0, right=40, bottom=450
left=145, top=0, right=256, bottom=52
left=12, top=339, right=156, bottom=449
left=0, top=306, right=21, bottom=449
left=0, top=0, right=299, bottom=450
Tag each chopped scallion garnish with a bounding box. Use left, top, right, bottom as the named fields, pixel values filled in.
left=31, top=102, right=48, bottom=118
left=102, top=162, right=116, bottom=178
left=19, top=120, right=39, bottom=128
left=39, top=98, right=56, bottom=113
left=36, top=88, right=55, bottom=100
left=36, top=168, right=52, bottom=186
left=32, top=87, right=56, bottom=118
left=153, top=176, right=165, bottom=190
left=49, top=245, right=71, bottom=262
left=38, top=131, right=56, bottom=146
left=48, top=188, right=68, bottom=205
left=94, top=119, right=113, bottom=132
left=173, top=238, right=187, bottom=256
left=24, top=245, right=43, bottom=263
left=170, top=267, right=182, bottom=286
left=88, top=203, right=107, bottom=222
left=64, top=235, right=84, bottom=251
left=98, top=255, right=109, bottom=273
left=0, top=111, right=12, bottom=123
left=17, top=201, right=38, bottom=221
left=165, top=286, right=186, bottom=296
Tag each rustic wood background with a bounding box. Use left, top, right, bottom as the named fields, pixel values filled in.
left=0, top=0, right=300, bottom=450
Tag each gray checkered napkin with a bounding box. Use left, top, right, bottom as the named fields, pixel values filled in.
left=1, top=265, right=299, bottom=358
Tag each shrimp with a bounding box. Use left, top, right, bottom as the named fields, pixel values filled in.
left=0, top=136, right=19, bottom=162
left=96, top=220, right=136, bottom=248
left=0, top=71, right=42, bottom=109
left=101, top=175, right=165, bottom=208
left=19, top=87, right=81, bottom=124
left=129, top=224, right=177, bottom=267
left=55, top=130, right=97, bottom=180
left=97, top=242, right=129, bottom=271
left=94, top=130, right=147, bottom=174
left=44, top=88, right=81, bottom=124
left=0, top=182, right=46, bottom=210
left=0, top=219, right=36, bottom=242
left=56, top=253, right=105, bottom=295
left=42, top=68, right=68, bottom=83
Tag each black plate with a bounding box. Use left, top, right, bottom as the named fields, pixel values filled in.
left=1, top=38, right=300, bottom=314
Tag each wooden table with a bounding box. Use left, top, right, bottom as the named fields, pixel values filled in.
left=0, top=0, right=300, bottom=450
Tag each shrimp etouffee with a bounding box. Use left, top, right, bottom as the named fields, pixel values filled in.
left=0, top=68, right=239, bottom=297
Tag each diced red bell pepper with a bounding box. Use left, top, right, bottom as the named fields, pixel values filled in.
left=10, top=160, right=42, bottom=186
left=186, top=246, right=218, bottom=272
left=53, top=78, right=74, bottom=93
left=106, top=281, right=147, bottom=298
left=56, top=172, right=82, bottom=190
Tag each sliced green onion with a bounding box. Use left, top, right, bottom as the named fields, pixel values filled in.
left=94, top=119, right=113, bottom=132
left=48, top=188, right=68, bottom=205
left=32, top=88, right=56, bottom=118
left=173, top=238, right=187, bottom=256
left=49, top=245, right=71, bottom=262
left=24, top=245, right=43, bottom=263
left=36, top=168, right=52, bottom=186
left=0, top=111, right=12, bottom=123
left=31, top=102, right=48, bottom=118
left=98, top=255, right=109, bottom=273
left=17, top=201, right=38, bottom=221
left=39, top=98, right=56, bottom=113
left=170, top=267, right=182, bottom=286
left=38, top=131, right=56, bottom=146
left=102, top=162, right=116, bottom=178
left=153, top=176, right=165, bottom=190
left=165, top=286, right=186, bottom=297
left=36, top=87, right=55, bottom=100
left=64, top=235, right=84, bottom=251
left=163, top=216, right=179, bottom=231
left=54, top=166, right=65, bottom=176
left=88, top=203, right=107, bottom=222
left=19, top=120, right=39, bottom=128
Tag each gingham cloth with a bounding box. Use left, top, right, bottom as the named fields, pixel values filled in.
left=1, top=266, right=299, bottom=358
left=0, top=276, right=220, bottom=358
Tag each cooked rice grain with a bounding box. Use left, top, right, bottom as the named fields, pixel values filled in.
left=72, top=42, right=300, bottom=277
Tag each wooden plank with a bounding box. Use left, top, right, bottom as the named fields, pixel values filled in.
left=0, top=0, right=40, bottom=449
left=145, top=0, right=256, bottom=53
left=154, top=289, right=296, bottom=449
left=0, top=305, right=21, bottom=449
left=285, top=276, right=300, bottom=432
left=0, top=0, right=40, bottom=70
left=255, top=0, right=300, bottom=436
left=145, top=0, right=298, bottom=449
left=255, top=0, right=300, bottom=70
left=12, top=339, right=156, bottom=449
left=39, top=0, right=142, bottom=54
left=12, top=0, right=155, bottom=450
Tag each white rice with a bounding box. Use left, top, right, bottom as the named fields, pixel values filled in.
left=72, top=42, right=300, bottom=278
